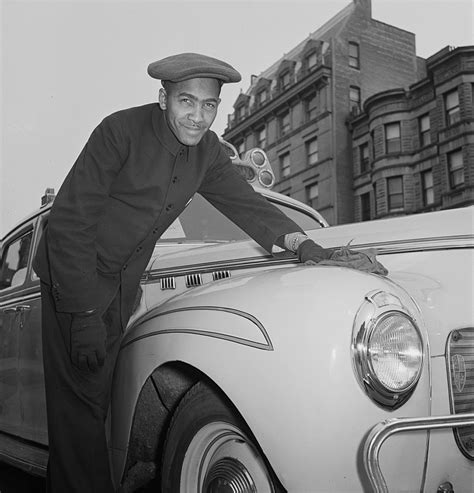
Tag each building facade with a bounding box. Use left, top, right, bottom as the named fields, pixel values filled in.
left=351, top=45, right=474, bottom=222
left=222, top=0, right=422, bottom=225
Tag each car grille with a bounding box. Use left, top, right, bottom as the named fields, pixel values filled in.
left=447, top=327, right=474, bottom=460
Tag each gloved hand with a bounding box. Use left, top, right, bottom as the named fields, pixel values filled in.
left=319, top=244, right=389, bottom=276
left=297, top=239, right=332, bottom=265
left=70, top=310, right=106, bottom=372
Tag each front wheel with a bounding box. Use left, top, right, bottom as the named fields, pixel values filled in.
left=161, top=381, right=278, bottom=493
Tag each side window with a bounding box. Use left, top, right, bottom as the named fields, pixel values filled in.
left=0, top=230, right=34, bottom=290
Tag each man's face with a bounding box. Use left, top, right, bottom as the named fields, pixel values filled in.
left=159, top=78, right=221, bottom=146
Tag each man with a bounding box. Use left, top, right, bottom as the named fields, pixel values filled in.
left=33, top=52, right=334, bottom=492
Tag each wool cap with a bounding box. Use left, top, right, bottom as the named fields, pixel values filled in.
left=147, top=53, right=241, bottom=84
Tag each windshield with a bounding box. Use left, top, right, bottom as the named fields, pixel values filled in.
left=158, top=194, right=322, bottom=243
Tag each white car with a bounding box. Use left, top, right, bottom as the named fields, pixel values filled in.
left=0, top=143, right=473, bottom=492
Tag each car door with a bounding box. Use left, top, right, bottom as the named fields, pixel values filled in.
left=0, top=224, right=35, bottom=437
left=18, top=215, right=47, bottom=445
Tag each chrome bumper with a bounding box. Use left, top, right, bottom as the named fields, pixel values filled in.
left=363, top=413, right=474, bottom=492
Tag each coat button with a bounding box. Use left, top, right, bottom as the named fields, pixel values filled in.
left=153, top=229, right=158, bottom=234
left=172, top=176, right=179, bottom=184
left=122, top=264, right=128, bottom=271
left=136, top=246, right=143, bottom=253
left=165, top=204, right=173, bottom=212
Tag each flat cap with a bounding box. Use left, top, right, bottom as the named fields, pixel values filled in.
left=148, top=52, right=241, bottom=84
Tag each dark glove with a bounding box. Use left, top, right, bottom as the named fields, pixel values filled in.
left=319, top=244, right=388, bottom=276
left=297, top=239, right=332, bottom=265
left=70, top=310, right=106, bottom=372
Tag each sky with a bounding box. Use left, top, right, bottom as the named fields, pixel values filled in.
left=1, top=0, right=473, bottom=237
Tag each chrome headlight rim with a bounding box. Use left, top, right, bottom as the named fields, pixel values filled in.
left=352, top=292, right=424, bottom=410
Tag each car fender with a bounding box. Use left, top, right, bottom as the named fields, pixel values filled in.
left=111, top=265, right=431, bottom=491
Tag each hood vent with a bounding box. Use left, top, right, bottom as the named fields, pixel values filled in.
left=160, top=277, right=176, bottom=290
left=185, top=273, right=203, bottom=288
left=212, top=270, right=231, bottom=281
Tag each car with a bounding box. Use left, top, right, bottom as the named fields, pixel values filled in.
left=0, top=142, right=473, bottom=492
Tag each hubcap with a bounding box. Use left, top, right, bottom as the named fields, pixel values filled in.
left=180, top=422, right=274, bottom=493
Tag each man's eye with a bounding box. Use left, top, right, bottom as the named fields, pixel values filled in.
left=204, top=102, right=216, bottom=110
left=181, top=98, right=192, bottom=105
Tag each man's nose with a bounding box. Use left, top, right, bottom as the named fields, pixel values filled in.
left=188, top=105, right=204, bottom=124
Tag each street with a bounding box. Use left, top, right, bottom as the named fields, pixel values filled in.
left=0, top=463, right=46, bottom=493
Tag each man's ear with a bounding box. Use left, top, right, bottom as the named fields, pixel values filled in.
left=158, top=88, right=167, bottom=110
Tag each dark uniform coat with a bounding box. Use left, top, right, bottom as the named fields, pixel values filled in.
left=34, top=103, right=302, bottom=326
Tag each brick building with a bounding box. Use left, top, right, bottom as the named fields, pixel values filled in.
left=222, top=0, right=422, bottom=225
left=351, top=45, right=474, bottom=221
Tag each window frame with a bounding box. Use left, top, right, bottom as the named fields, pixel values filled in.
left=279, top=71, right=291, bottom=91
left=279, top=152, right=291, bottom=178
left=445, top=89, right=460, bottom=126
left=305, top=182, right=319, bottom=209
left=349, top=85, right=361, bottom=112
left=279, top=111, right=291, bottom=136
left=421, top=169, right=434, bottom=207
left=359, top=142, right=369, bottom=173
left=306, top=137, right=318, bottom=166
left=385, top=122, right=401, bottom=154
left=447, top=148, right=464, bottom=189
left=360, top=192, right=371, bottom=221
left=306, top=51, right=318, bottom=71
left=257, top=89, right=267, bottom=106
left=387, top=175, right=404, bottom=212
left=349, top=42, right=360, bottom=69
left=305, top=92, right=317, bottom=121
left=419, top=114, right=431, bottom=147
left=256, top=126, right=266, bottom=148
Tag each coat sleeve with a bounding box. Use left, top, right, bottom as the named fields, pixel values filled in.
left=199, top=142, right=303, bottom=253
left=45, top=114, right=127, bottom=312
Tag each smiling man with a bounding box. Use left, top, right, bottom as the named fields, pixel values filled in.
left=33, top=53, right=332, bottom=492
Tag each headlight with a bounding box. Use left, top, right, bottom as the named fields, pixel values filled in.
left=352, top=292, right=423, bottom=410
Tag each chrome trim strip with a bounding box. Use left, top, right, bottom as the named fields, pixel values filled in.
left=123, top=305, right=273, bottom=351
left=144, top=236, right=473, bottom=282
left=0, top=292, right=40, bottom=308
left=363, top=413, right=474, bottom=492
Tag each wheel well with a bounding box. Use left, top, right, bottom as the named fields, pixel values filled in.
left=121, top=361, right=201, bottom=487
left=121, top=361, right=285, bottom=492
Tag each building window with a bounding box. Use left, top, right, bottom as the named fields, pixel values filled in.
left=306, top=138, right=318, bottom=166
left=256, top=127, right=266, bottom=148
left=237, top=141, right=245, bottom=156
left=387, top=176, right=404, bottom=211
left=280, top=152, right=291, bottom=178
left=370, top=130, right=376, bottom=160
left=349, top=42, right=360, bottom=69
left=448, top=149, right=464, bottom=188
left=306, top=51, right=318, bottom=71
left=349, top=86, right=361, bottom=112
left=279, top=71, right=290, bottom=90
left=257, top=89, right=267, bottom=106
left=445, top=89, right=460, bottom=125
left=305, top=93, right=317, bottom=121
left=306, top=182, right=319, bottom=208
left=359, top=142, right=369, bottom=173
left=421, top=169, right=434, bottom=206
left=419, top=114, right=431, bottom=147
left=236, top=104, right=246, bottom=121
left=385, top=122, right=401, bottom=154
left=360, top=192, right=371, bottom=221
left=279, top=111, right=291, bottom=136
